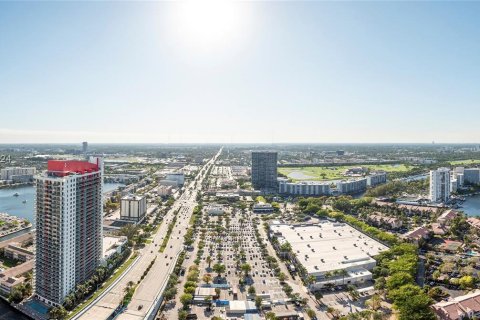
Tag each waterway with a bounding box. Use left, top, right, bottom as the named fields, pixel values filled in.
left=461, top=194, right=480, bottom=217
left=0, top=183, right=125, bottom=226
left=0, top=301, right=31, bottom=320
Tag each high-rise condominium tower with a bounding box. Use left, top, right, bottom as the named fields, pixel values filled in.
left=429, top=167, right=451, bottom=203
left=34, top=157, right=103, bottom=306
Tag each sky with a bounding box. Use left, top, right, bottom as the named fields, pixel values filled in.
left=1, top=1, right=480, bottom=144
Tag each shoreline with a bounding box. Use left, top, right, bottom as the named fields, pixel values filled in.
left=0, top=226, right=33, bottom=242
left=0, top=183, right=33, bottom=190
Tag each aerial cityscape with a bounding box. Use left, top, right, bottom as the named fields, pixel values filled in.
left=1, top=1, right=480, bottom=320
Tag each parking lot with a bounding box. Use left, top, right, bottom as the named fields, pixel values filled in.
left=187, top=207, right=288, bottom=318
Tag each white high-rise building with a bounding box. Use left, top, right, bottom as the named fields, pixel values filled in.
left=430, top=168, right=451, bottom=203
left=34, top=159, right=103, bottom=306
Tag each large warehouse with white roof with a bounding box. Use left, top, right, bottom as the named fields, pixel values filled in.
left=269, top=220, right=388, bottom=290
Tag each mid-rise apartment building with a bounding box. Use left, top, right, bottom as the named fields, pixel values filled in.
left=366, top=171, right=387, bottom=187
left=0, top=167, right=36, bottom=181
left=120, top=194, right=147, bottom=222
left=278, top=178, right=331, bottom=196
left=464, top=168, right=480, bottom=185
left=336, top=178, right=367, bottom=194
left=34, top=158, right=103, bottom=306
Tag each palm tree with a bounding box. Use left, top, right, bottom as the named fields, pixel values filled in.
left=206, top=256, right=212, bottom=269
left=241, top=263, right=251, bottom=277
left=339, top=269, right=349, bottom=286
left=367, top=293, right=382, bottom=311
left=306, top=275, right=316, bottom=286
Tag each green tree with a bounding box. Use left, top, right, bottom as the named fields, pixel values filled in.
left=178, top=310, right=188, bottom=320
left=212, top=263, right=226, bottom=278
left=459, top=275, right=476, bottom=289
left=389, top=284, right=435, bottom=320
left=265, top=312, right=277, bottom=320
left=386, top=272, right=414, bottom=290
left=48, top=306, right=68, bottom=320
left=306, top=308, right=316, bottom=319
left=180, top=293, right=193, bottom=307
left=255, top=296, right=263, bottom=309
left=241, top=263, right=252, bottom=277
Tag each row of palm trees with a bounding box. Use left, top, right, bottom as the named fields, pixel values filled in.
left=63, top=248, right=131, bottom=311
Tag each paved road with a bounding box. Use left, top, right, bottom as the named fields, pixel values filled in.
left=76, top=149, right=221, bottom=320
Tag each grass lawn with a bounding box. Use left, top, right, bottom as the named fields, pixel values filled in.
left=279, top=164, right=416, bottom=181
left=67, top=252, right=138, bottom=319
left=449, top=159, right=480, bottom=165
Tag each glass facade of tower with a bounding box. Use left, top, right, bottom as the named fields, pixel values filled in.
left=251, top=151, right=278, bottom=191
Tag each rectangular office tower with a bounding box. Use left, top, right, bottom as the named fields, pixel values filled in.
left=251, top=151, right=278, bottom=191
left=34, top=158, right=103, bottom=306
left=429, top=167, right=451, bottom=203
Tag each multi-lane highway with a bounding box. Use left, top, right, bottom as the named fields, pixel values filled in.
left=75, top=149, right=221, bottom=320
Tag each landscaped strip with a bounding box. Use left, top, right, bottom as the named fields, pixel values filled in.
left=159, top=215, right=178, bottom=253
left=67, top=252, right=139, bottom=319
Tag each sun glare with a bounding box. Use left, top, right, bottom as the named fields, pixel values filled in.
left=166, top=1, right=249, bottom=53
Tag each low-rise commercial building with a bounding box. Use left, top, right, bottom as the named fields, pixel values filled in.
left=101, top=236, right=128, bottom=265
left=120, top=194, right=147, bottom=223
left=206, top=204, right=225, bottom=216
left=253, top=203, right=274, bottom=214
left=269, top=221, right=388, bottom=290
left=278, top=178, right=331, bottom=196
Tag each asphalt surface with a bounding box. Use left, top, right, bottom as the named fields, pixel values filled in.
left=75, top=149, right=221, bottom=320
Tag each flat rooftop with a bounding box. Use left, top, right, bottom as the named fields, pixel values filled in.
left=121, top=194, right=144, bottom=201
left=270, top=221, right=388, bottom=275
left=103, top=236, right=126, bottom=253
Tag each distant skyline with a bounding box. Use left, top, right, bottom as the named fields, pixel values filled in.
left=1, top=2, right=480, bottom=144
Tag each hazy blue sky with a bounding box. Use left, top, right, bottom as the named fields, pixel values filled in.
left=1, top=1, right=479, bottom=143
